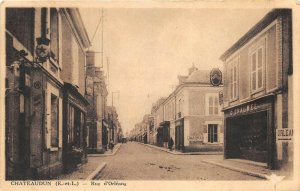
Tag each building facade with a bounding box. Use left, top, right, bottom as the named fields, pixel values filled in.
left=5, top=8, right=91, bottom=179
left=150, top=66, right=224, bottom=152
left=220, top=9, right=293, bottom=169
left=152, top=98, right=166, bottom=147
left=168, top=67, right=223, bottom=152
left=85, top=51, right=108, bottom=153
left=106, top=106, right=120, bottom=145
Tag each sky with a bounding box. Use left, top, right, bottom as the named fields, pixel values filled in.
left=79, top=8, right=271, bottom=135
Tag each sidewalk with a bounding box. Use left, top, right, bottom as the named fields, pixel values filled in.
left=201, top=157, right=293, bottom=180
left=139, top=142, right=293, bottom=180
left=88, top=143, right=122, bottom=157
left=138, top=142, right=223, bottom=155
left=57, top=144, right=122, bottom=180
left=57, top=158, right=107, bottom=180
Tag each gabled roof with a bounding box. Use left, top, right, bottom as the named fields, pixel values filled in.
left=185, top=70, right=211, bottom=84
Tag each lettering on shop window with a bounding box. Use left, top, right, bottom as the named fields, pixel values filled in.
left=229, top=103, right=257, bottom=116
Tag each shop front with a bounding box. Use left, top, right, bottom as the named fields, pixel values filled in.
left=156, top=121, right=170, bottom=147
left=62, top=83, right=89, bottom=173
left=224, top=95, right=277, bottom=169
left=175, top=118, right=184, bottom=151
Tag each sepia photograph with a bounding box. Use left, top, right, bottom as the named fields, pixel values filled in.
left=1, top=1, right=299, bottom=191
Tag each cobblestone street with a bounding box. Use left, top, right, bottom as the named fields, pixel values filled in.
left=92, top=142, right=259, bottom=180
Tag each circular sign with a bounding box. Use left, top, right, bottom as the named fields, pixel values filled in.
left=34, top=81, right=41, bottom=89
left=35, top=44, right=49, bottom=62
left=210, top=68, right=222, bottom=86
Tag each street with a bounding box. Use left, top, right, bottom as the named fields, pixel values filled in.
left=93, top=142, right=259, bottom=180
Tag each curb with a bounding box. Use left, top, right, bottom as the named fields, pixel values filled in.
left=86, top=162, right=107, bottom=180
left=139, top=142, right=223, bottom=155
left=201, top=160, right=268, bottom=180
left=88, top=143, right=121, bottom=157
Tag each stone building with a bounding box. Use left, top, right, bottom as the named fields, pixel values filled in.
left=220, top=9, right=293, bottom=169
left=5, top=8, right=91, bottom=179
left=151, top=66, right=223, bottom=152
left=151, top=98, right=166, bottom=147
left=85, top=51, right=108, bottom=153
left=106, top=106, right=120, bottom=145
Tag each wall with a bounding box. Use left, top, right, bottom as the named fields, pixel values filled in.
left=224, top=19, right=280, bottom=108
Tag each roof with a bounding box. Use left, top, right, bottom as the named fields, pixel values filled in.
left=64, top=82, right=89, bottom=106
left=185, top=70, right=211, bottom=84
left=220, top=9, right=291, bottom=61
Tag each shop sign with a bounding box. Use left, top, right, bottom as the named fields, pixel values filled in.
left=210, top=68, right=222, bottom=86
left=188, top=135, right=202, bottom=142
left=276, top=128, right=293, bottom=142
left=229, top=103, right=257, bottom=116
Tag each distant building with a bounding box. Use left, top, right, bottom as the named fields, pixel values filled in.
left=220, top=9, right=293, bottom=169
left=152, top=98, right=167, bottom=147
left=151, top=66, right=224, bottom=152
left=85, top=51, right=108, bottom=153
left=106, top=106, right=120, bottom=145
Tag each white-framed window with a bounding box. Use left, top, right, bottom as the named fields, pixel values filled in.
left=46, top=84, right=62, bottom=150
left=251, top=46, right=264, bottom=92
left=230, top=59, right=238, bottom=100
left=206, top=93, right=219, bottom=115
left=208, top=124, right=218, bottom=143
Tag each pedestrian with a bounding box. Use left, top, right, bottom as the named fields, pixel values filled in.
left=109, top=139, right=114, bottom=153
left=168, top=137, right=174, bottom=151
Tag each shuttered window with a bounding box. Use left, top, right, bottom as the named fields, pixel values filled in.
left=251, top=47, right=264, bottom=92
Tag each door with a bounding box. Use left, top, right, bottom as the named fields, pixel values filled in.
left=175, top=124, right=184, bottom=150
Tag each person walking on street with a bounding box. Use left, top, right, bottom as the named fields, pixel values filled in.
left=168, top=137, right=174, bottom=151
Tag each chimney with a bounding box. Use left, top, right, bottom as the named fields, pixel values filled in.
left=178, top=75, right=188, bottom=85
left=188, top=63, right=198, bottom=75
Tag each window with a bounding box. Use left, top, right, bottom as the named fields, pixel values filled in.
left=206, top=94, right=219, bottom=115
left=208, top=124, right=218, bottom=143
left=51, top=94, right=59, bottom=147
left=230, top=60, right=238, bottom=100
left=251, top=47, right=264, bottom=92
left=50, top=8, right=59, bottom=62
